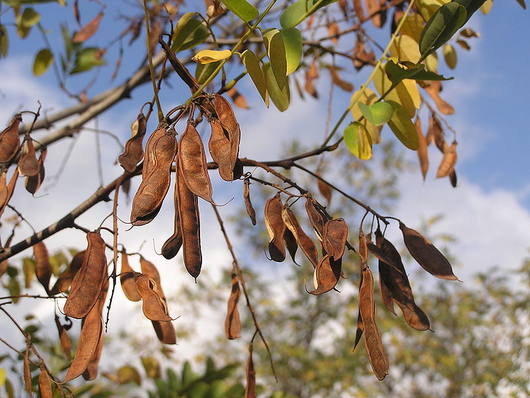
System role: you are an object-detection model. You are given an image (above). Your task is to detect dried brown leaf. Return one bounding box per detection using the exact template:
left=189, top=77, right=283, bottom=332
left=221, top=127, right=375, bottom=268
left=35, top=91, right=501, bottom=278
left=328, top=66, right=354, bottom=92
left=73, top=12, right=103, bottom=43
left=425, top=81, right=454, bottom=115
left=327, top=21, right=340, bottom=44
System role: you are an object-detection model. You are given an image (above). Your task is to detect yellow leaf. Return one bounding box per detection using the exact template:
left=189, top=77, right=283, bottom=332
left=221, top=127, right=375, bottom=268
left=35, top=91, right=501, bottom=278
left=350, top=88, right=382, bottom=144
left=344, top=122, right=372, bottom=160
left=191, top=49, right=231, bottom=64
left=390, top=34, right=421, bottom=63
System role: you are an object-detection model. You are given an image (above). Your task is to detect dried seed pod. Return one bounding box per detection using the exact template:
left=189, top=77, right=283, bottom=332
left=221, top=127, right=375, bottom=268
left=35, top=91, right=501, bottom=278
left=0, top=113, right=22, bottom=163
left=0, top=168, right=19, bottom=218
left=82, top=330, right=103, bottom=381
left=50, top=250, right=84, bottom=296
left=245, top=344, right=256, bottom=398
left=322, top=218, right=348, bottom=261
left=18, top=137, right=39, bottom=176
left=309, top=254, right=342, bottom=295
left=212, top=94, right=241, bottom=180
left=177, top=162, right=202, bottom=279
left=375, top=229, right=431, bottom=331
left=25, top=147, right=47, bottom=195
left=140, top=257, right=165, bottom=297
left=64, top=232, right=108, bottom=319
left=151, top=320, right=177, bottom=345
left=243, top=178, right=257, bottom=226
left=436, top=140, right=457, bottom=178
left=305, top=197, right=328, bottom=240
left=284, top=227, right=299, bottom=264
left=225, top=268, right=241, bottom=340
left=282, top=205, right=319, bottom=268
left=161, top=176, right=182, bottom=260
left=135, top=274, right=172, bottom=322
left=415, top=117, right=429, bottom=180
left=118, top=112, right=147, bottom=172
left=208, top=118, right=234, bottom=181
left=178, top=122, right=214, bottom=204
left=130, top=126, right=177, bottom=226
left=264, top=193, right=286, bottom=262
left=399, top=221, right=460, bottom=281
left=38, top=368, right=53, bottom=398
left=33, top=241, right=51, bottom=295
left=119, top=252, right=141, bottom=302
left=54, top=315, right=72, bottom=359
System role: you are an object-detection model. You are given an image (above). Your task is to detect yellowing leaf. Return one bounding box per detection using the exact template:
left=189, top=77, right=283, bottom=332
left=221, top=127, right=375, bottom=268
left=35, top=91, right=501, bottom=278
left=350, top=88, right=382, bottom=144
left=400, top=13, right=424, bottom=42
left=264, top=63, right=290, bottom=112
left=192, top=49, right=231, bottom=64
left=480, top=0, right=493, bottom=13
left=240, top=50, right=268, bottom=105
left=33, top=49, right=54, bottom=76
left=263, top=29, right=287, bottom=90
left=390, top=34, right=421, bottom=63
left=171, top=13, right=209, bottom=52
left=220, top=0, right=259, bottom=22
left=281, top=27, right=302, bottom=75
left=443, top=43, right=457, bottom=69
left=358, top=102, right=393, bottom=126
left=386, top=101, right=419, bottom=150
left=117, top=365, right=141, bottom=385
left=344, top=122, right=373, bottom=160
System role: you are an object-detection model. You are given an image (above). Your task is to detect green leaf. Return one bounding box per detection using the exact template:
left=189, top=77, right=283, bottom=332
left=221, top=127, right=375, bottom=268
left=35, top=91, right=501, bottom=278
left=419, top=3, right=467, bottom=57
left=22, top=258, right=35, bottom=288
left=454, top=0, right=488, bottom=23
left=0, top=25, right=8, bottom=58
left=19, top=7, right=40, bottom=27
left=171, top=13, right=209, bottom=53
left=263, top=29, right=287, bottom=90
left=281, top=27, right=302, bottom=75
left=358, top=102, right=393, bottom=126
left=343, top=122, right=372, bottom=160
left=220, top=0, right=259, bottom=22
left=70, top=47, right=106, bottom=74
left=33, top=48, right=54, bottom=76
left=195, top=60, right=221, bottom=85
left=264, top=62, right=290, bottom=112
left=385, top=60, right=453, bottom=83
left=181, top=361, right=198, bottom=386
left=443, top=43, right=457, bottom=69
left=117, top=365, right=141, bottom=385
left=240, top=49, right=268, bottom=105
left=5, top=378, right=14, bottom=398
left=386, top=100, right=419, bottom=150
left=515, top=0, right=526, bottom=10
left=280, top=0, right=337, bottom=28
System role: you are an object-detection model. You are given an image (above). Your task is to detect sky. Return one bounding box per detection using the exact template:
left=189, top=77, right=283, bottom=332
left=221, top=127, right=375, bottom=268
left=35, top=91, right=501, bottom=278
left=0, top=0, right=529, bottom=390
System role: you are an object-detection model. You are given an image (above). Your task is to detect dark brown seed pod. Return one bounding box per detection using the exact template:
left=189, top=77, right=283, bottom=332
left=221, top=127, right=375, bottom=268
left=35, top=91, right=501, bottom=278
left=135, top=274, right=172, bottom=322
left=63, top=232, right=107, bottom=319
left=264, top=193, right=286, bottom=262
left=0, top=114, right=22, bottom=164
left=33, top=241, right=51, bottom=295
left=54, top=315, right=72, bottom=359
left=18, top=137, right=39, bottom=177
left=282, top=205, right=319, bottom=268
left=161, top=177, right=182, bottom=259
left=245, top=343, right=256, bottom=398
left=118, top=112, right=147, bottom=172
left=224, top=268, right=241, bottom=340
left=243, top=178, right=257, bottom=226
left=436, top=140, right=457, bottom=178
left=0, top=168, right=19, bottom=218
left=208, top=118, right=234, bottom=181
left=399, top=221, right=461, bottom=281
left=151, top=320, right=177, bottom=344
left=25, top=147, right=47, bottom=195
left=305, top=197, right=328, bottom=240
left=119, top=252, right=141, bottom=302
left=322, top=218, right=348, bottom=261
left=309, top=254, right=342, bottom=295
left=212, top=94, right=241, bottom=181
left=50, top=250, right=84, bottom=296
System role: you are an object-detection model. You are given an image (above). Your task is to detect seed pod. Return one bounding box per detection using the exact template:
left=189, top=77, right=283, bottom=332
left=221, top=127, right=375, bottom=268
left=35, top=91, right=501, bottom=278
left=38, top=368, right=53, bottom=398
left=0, top=113, right=22, bottom=164
left=415, top=117, right=429, bottom=180
left=375, top=230, right=431, bottom=331
left=54, top=315, right=72, bottom=359
left=119, top=252, right=141, bottom=302
left=140, top=257, right=165, bottom=297
left=23, top=350, right=31, bottom=395
left=18, top=137, right=39, bottom=176
left=284, top=227, right=299, bottom=264
left=0, top=168, right=19, bottom=218
left=64, top=232, right=107, bottom=319
left=50, top=250, right=84, bottom=296
left=33, top=241, right=51, bottom=295
left=282, top=205, right=319, bottom=268
left=135, top=274, right=172, bottom=322
left=243, top=178, right=257, bottom=226
left=322, top=218, right=348, bottom=261
left=151, top=320, right=177, bottom=345
left=436, top=140, right=457, bottom=178
left=177, top=162, right=202, bottom=279
left=130, top=126, right=177, bottom=226
left=305, top=197, right=328, bottom=240
left=245, top=344, right=256, bottom=398
left=309, top=254, right=342, bottom=295
left=225, top=268, right=241, bottom=340
left=178, top=122, right=214, bottom=204
left=264, top=193, right=286, bottom=262
left=118, top=112, right=147, bottom=172
left=161, top=177, right=182, bottom=260
left=208, top=118, right=234, bottom=181
left=399, top=221, right=460, bottom=281
left=82, top=330, right=103, bottom=381
left=25, top=147, right=47, bottom=195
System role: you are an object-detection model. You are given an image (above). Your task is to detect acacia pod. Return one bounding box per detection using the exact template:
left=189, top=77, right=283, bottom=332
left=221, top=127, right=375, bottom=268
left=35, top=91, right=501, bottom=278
left=322, top=218, right=348, bottom=261
left=151, top=320, right=177, bottom=345
left=436, top=140, right=457, bottom=178
left=33, top=241, right=51, bottom=295
left=18, top=137, right=39, bottom=176
left=282, top=205, right=319, bottom=268
left=118, top=113, right=147, bottom=172
left=309, top=254, right=342, bottom=295
left=284, top=228, right=299, bottom=264
left=54, top=315, right=72, bottom=359
left=161, top=176, right=182, bottom=260
left=140, top=257, right=165, bottom=298
left=135, top=274, right=172, bottom=322
left=50, top=250, right=84, bottom=296
left=415, top=117, right=429, bottom=180
left=0, top=168, right=19, bottom=218
left=264, top=193, right=286, bottom=262
left=449, top=169, right=457, bottom=187
left=375, top=230, right=431, bottom=331
left=82, top=329, right=103, bottom=381
left=212, top=94, right=241, bottom=180
left=119, top=252, right=141, bottom=302
left=304, top=197, right=328, bottom=240
left=225, top=269, right=241, bottom=340
left=177, top=162, right=202, bottom=279
left=353, top=307, right=364, bottom=352
left=359, top=266, right=389, bottom=381
left=243, top=178, right=257, bottom=226
left=64, top=232, right=107, bottom=319
left=38, top=368, right=53, bottom=398
left=23, top=350, right=31, bottom=395
left=130, top=126, right=177, bottom=226
left=178, top=122, right=214, bottom=204
left=25, top=146, right=47, bottom=195
left=64, top=300, right=103, bottom=382
left=399, top=221, right=460, bottom=281
left=245, top=344, right=256, bottom=398
left=208, top=118, right=234, bottom=181
left=0, top=113, right=22, bottom=163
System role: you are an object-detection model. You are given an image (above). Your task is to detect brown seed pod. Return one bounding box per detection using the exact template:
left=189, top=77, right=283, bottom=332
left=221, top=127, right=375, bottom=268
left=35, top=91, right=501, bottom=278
left=245, top=344, right=256, bottom=398
left=38, top=368, right=53, bottom=398
left=264, top=193, right=286, bottom=262
left=375, top=229, right=431, bottom=331
left=82, top=329, right=103, bottom=381
left=399, top=221, right=461, bottom=281
left=177, top=162, right=202, bottom=279
left=50, top=250, right=84, bottom=296
left=161, top=176, right=182, bottom=260
left=118, top=112, right=147, bottom=172
left=243, top=178, right=257, bottom=226
left=25, top=146, right=47, bottom=195
left=208, top=118, right=234, bottom=181
left=54, top=315, right=72, bottom=359
left=282, top=205, right=319, bottom=268
left=436, top=140, right=457, bottom=178
left=135, top=274, right=172, bottom=322
left=18, top=137, right=39, bottom=177
left=304, top=197, right=328, bottom=240
left=415, top=117, right=429, bottom=180
left=284, top=227, right=299, bottom=264
left=151, top=320, right=177, bottom=345
left=322, top=218, right=348, bottom=261
left=33, top=241, right=51, bottom=295
left=178, top=122, right=214, bottom=204
left=309, top=254, right=342, bottom=295
left=0, top=168, right=19, bottom=218
left=130, top=126, right=177, bottom=226
left=224, top=268, right=241, bottom=340
left=0, top=113, right=22, bottom=164
left=212, top=94, right=241, bottom=180
left=64, top=232, right=108, bottom=319
left=119, top=252, right=141, bottom=302
left=140, top=257, right=165, bottom=297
